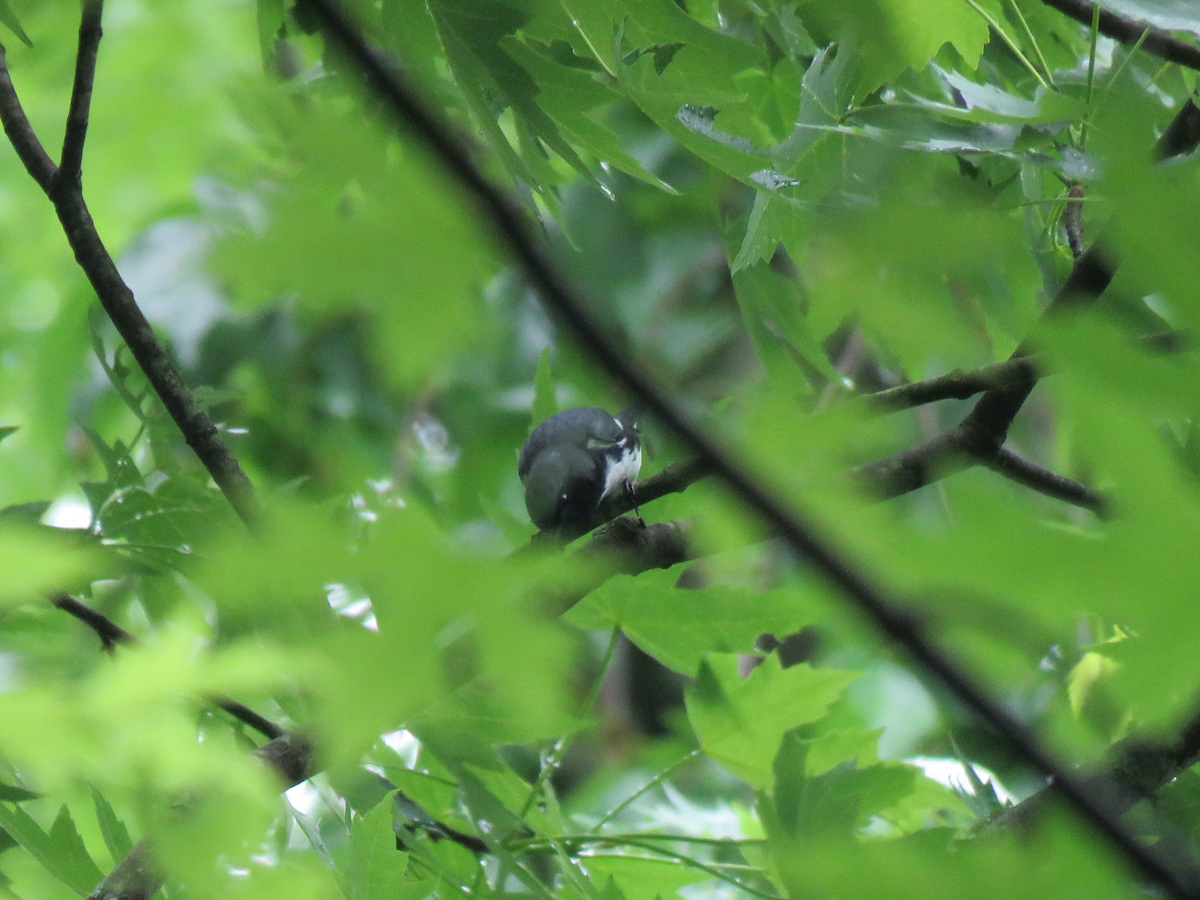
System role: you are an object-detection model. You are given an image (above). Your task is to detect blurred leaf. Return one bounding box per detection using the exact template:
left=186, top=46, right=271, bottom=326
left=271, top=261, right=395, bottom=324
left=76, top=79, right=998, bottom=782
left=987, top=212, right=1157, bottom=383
left=215, top=96, right=495, bottom=389
left=532, top=347, right=558, bottom=428
left=0, top=0, right=31, bottom=48
left=0, top=782, right=38, bottom=802
left=0, top=526, right=100, bottom=606
left=256, top=0, right=285, bottom=70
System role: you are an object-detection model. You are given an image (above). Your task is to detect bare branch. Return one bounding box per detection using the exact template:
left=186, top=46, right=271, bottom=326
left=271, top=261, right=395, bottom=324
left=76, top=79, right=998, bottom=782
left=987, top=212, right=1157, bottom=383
left=866, top=359, right=1038, bottom=413
left=983, top=448, right=1106, bottom=515
left=51, top=595, right=284, bottom=739
left=300, top=4, right=1200, bottom=893
left=52, top=594, right=134, bottom=651
left=1041, top=0, right=1200, bottom=73
left=60, top=0, right=102, bottom=184
left=0, top=43, right=57, bottom=192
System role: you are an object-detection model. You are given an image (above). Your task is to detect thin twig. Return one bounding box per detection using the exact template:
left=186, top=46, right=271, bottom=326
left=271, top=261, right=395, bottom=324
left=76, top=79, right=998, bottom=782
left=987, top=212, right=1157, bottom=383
left=1040, top=0, right=1200, bottom=73
left=982, top=447, right=1106, bottom=515
left=60, top=0, right=102, bottom=185
left=866, top=359, right=1037, bottom=412
left=50, top=594, right=285, bottom=740
left=300, top=5, right=1200, bottom=894
left=594, top=749, right=702, bottom=829
left=51, top=594, right=133, bottom=651
left=0, top=44, right=56, bottom=191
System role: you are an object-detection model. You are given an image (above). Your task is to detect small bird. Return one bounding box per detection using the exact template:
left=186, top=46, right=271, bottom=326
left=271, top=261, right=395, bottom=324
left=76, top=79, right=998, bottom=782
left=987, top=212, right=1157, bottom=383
left=518, top=406, right=642, bottom=533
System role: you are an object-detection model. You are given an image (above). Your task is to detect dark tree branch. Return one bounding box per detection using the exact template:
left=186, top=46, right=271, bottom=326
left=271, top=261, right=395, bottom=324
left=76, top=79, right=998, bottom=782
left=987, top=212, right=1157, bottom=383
left=211, top=696, right=286, bottom=741
left=988, top=706, right=1200, bottom=833
left=52, top=594, right=134, bottom=651
left=1041, top=0, right=1200, bottom=73
left=983, top=448, right=1107, bottom=515
left=0, top=10, right=259, bottom=529
left=60, top=0, right=101, bottom=185
left=301, top=4, right=1200, bottom=894
left=0, top=44, right=56, bottom=192
left=866, top=359, right=1038, bottom=413
left=50, top=594, right=284, bottom=740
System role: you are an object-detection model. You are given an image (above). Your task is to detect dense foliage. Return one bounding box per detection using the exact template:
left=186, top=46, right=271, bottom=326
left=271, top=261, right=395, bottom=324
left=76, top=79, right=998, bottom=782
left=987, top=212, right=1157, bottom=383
left=0, top=0, right=1198, bottom=898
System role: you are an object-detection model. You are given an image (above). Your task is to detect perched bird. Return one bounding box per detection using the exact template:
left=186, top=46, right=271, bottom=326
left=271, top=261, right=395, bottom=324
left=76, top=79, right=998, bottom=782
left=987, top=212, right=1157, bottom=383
left=518, top=406, right=642, bottom=532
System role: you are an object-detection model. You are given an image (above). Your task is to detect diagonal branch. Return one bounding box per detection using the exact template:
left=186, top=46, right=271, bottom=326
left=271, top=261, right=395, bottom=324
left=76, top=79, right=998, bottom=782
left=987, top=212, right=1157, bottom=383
left=0, top=43, right=55, bottom=192
left=300, top=3, right=1200, bottom=895
left=982, top=448, right=1106, bottom=515
left=50, top=594, right=283, bottom=740
left=0, top=7, right=259, bottom=528
left=1040, top=0, right=1200, bottom=73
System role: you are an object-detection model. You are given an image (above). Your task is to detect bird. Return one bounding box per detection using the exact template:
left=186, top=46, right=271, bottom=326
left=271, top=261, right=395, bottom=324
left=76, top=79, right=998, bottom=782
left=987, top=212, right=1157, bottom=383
left=518, top=406, right=642, bottom=533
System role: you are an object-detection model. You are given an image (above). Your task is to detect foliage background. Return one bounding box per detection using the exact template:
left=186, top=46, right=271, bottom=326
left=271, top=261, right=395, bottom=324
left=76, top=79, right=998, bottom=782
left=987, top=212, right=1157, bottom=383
left=0, top=0, right=1196, bottom=898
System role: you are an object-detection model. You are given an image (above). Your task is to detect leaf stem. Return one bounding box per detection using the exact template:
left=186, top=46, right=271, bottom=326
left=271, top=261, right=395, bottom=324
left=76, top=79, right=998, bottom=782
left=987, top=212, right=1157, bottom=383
left=594, top=749, right=702, bottom=829
left=964, top=0, right=1050, bottom=90
left=1006, top=0, right=1056, bottom=88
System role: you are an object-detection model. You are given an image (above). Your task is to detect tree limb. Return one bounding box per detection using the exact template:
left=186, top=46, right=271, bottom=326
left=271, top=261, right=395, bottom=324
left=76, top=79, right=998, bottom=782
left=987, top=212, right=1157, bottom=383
left=865, top=359, right=1038, bottom=413
left=986, top=707, right=1200, bottom=834
left=0, top=6, right=259, bottom=528
left=1040, top=0, right=1200, bottom=73
left=60, top=0, right=101, bottom=185
left=50, top=594, right=283, bottom=740
left=982, top=448, right=1107, bottom=515
left=301, top=4, right=1200, bottom=894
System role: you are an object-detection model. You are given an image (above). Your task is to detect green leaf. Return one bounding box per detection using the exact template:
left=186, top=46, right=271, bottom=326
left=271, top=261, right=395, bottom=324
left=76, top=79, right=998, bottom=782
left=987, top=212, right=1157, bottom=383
left=90, top=787, right=133, bottom=864
left=0, top=781, right=38, bottom=802
left=0, top=525, right=100, bottom=606
left=428, top=0, right=593, bottom=187
left=797, top=0, right=989, bottom=94
left=686, top=655, right=859, bottom=788
left=728, top=262, right=839, bottom=392
left=348, top=791, right=408, bottom=900
left=531, top=346, right=558, bottom=429
left=768, top=732, right=917, bottom=840
left=583, top=855, right=713, bottom=900
left=256, top=0, right=285, bottom=71
left=215, top=97, right=495, bottom=389
left=502, top=36, right=677, bottom=192
left=571, top=571, right=817, bottom=676
left=0, top=803, right=104, bottom=896
left=0, top=0, right=31, bottom=48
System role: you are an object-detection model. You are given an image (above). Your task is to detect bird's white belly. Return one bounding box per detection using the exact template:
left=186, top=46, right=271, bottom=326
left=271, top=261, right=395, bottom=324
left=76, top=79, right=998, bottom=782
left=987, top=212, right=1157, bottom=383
left=601, top=445, right=642, bottom=499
